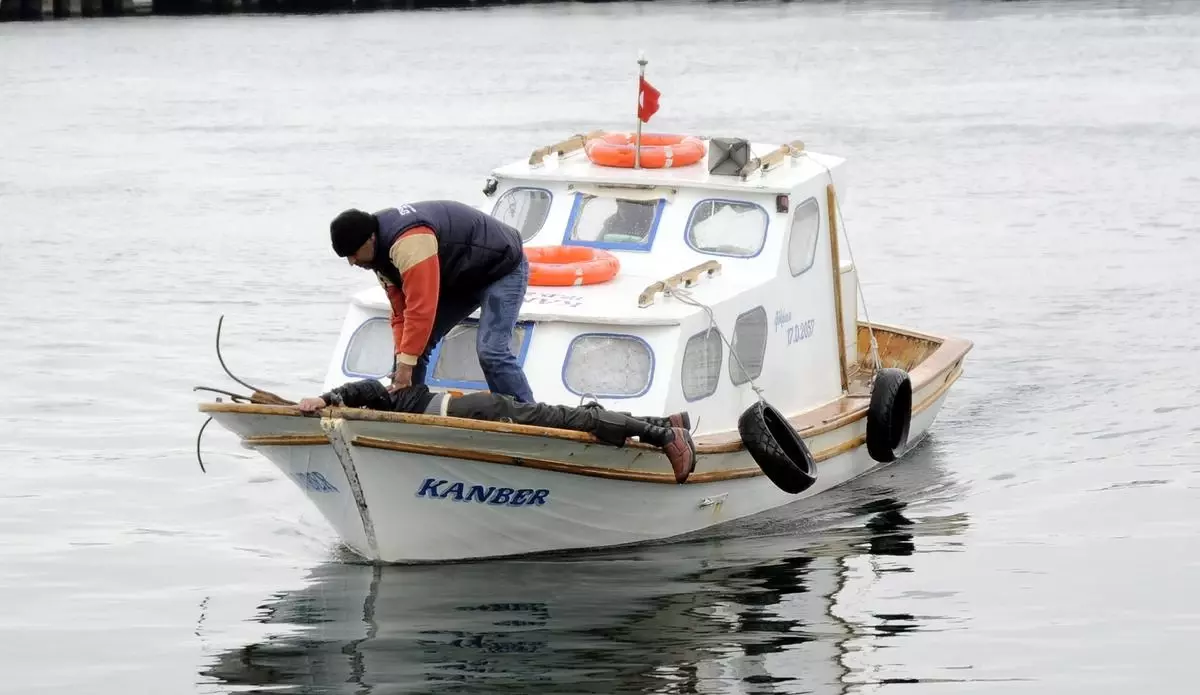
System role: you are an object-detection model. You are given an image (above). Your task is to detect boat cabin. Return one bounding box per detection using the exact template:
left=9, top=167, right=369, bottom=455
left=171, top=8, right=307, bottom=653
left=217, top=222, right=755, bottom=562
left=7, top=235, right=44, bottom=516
left=322, top=133, right=861, bottom=437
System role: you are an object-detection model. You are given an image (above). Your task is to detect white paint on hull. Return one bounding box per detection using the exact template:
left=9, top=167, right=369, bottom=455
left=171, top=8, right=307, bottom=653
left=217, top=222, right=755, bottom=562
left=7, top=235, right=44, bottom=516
left=247, top=390, right=950, bottom=563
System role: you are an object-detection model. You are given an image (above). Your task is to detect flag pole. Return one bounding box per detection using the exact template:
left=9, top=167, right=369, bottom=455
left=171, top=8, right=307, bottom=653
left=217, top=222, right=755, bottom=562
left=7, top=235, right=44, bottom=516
left=635, top=50, right=646, bottom=170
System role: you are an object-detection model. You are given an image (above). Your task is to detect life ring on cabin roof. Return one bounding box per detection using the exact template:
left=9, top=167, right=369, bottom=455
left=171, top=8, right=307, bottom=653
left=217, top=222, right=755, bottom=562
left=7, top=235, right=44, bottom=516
left=524, top=245, right=620, bottom=287
left=585, top=133, right=706, bottom=169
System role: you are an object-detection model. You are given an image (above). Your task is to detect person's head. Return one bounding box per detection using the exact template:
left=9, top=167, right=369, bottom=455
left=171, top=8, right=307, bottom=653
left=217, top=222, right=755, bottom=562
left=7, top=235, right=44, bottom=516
left=330, top=209, right=379, bottom=267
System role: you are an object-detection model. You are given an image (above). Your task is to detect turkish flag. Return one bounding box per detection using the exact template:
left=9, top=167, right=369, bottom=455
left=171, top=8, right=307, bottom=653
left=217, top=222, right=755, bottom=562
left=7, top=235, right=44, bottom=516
left=638, top=76, right=661, bottom=123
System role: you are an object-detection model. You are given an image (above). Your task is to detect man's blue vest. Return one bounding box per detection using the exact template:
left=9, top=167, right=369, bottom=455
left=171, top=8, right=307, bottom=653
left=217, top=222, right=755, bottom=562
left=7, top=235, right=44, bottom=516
left=368, top=200, right=523, bottom=295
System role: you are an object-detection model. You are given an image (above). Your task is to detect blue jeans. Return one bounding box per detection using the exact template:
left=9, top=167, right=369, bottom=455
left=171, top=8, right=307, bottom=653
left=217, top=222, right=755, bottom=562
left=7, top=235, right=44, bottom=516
left=411, top=256, right=536, bottom=403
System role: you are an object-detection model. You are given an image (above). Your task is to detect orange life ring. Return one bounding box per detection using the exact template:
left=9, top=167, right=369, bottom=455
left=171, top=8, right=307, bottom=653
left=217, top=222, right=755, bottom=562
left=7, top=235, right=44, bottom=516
left=525, top=246, right=620, bottom=287
left=584, top=132, right=706, bottom=169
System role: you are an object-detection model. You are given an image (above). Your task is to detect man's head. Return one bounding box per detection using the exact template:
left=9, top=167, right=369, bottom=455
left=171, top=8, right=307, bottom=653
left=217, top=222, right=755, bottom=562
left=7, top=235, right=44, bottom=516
left=330, top=209, right=378, bottom=267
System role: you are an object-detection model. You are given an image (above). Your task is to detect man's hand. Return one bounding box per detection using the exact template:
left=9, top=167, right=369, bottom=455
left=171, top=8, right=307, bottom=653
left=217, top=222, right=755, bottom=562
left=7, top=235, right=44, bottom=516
left=297, top=397, right=327, bottom=413
left=389, top=363, right=414, bottom=393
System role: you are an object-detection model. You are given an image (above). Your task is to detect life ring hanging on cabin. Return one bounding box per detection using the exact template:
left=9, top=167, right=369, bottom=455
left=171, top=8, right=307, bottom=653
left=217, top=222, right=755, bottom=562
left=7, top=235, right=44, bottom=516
left=584, top=133, right=706, bottom=169
left=525, top=245, right=621, bottom=287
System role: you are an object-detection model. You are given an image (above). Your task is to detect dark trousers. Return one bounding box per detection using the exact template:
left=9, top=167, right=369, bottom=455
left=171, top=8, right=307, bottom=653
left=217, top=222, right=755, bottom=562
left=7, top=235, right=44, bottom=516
left=447, top=392, right=596, bottom=430
left=446, top=392, right=670, bottom=447
left=410, top=256, right=535, bottom=404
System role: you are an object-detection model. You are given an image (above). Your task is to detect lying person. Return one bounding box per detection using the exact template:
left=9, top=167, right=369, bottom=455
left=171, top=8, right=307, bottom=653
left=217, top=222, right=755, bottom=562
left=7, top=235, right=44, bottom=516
left=298, top=379, right=697, bottom=483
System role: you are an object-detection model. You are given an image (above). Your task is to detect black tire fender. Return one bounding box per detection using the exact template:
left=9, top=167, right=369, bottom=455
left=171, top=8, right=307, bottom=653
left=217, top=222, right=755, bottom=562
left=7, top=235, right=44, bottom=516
left=738, top=400, right=818, bottom=494
left=866, top=367, right=913, bottom=463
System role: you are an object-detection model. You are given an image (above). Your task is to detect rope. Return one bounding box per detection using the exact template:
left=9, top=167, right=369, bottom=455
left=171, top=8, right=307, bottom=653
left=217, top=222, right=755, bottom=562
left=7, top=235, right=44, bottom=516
left=801, top=152, right=884, bottom=375
left=663, top=285, right=767, bottom=404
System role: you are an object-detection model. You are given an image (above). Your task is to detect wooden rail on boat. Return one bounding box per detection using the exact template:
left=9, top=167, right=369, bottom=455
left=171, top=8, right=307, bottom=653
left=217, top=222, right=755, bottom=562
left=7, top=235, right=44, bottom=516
left=230, top=362, right=962, bottom=485
left=199, top=322, right=971, bottom=461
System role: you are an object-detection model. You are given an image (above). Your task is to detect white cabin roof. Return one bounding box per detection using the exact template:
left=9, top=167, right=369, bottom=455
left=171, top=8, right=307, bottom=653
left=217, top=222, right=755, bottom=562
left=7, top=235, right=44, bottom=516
left=490, top=140, right=845, bottom=195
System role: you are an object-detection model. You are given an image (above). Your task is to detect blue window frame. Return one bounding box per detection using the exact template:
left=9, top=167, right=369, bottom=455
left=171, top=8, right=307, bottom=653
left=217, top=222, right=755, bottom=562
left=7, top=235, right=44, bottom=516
left=684, top=198, right=770, bottom=258
left=561, top=192, right=664, bottom=252
left=561, top=333, right=655, bottom=399
left=426, top=319, right=536, bottom=392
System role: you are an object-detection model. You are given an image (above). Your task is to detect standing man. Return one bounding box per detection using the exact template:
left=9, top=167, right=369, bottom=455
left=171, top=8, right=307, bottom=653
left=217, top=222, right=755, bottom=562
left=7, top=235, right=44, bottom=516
left=329, top=200, right=535, bottom=403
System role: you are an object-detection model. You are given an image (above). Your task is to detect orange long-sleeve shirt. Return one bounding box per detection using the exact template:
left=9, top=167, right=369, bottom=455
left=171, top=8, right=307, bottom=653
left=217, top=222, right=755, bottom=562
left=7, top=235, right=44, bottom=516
left=376, top=226, right=440, bottom=367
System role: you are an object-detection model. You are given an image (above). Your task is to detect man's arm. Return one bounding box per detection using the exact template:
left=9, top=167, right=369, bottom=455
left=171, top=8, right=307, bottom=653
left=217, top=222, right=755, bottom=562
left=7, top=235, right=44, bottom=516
left=387, top=226, right=441, bottom=368
left=382, top=279, right=407, bottom=357
left=298, top=379, right=393, bottom=413
left=297, top=380, right=435, bottom=414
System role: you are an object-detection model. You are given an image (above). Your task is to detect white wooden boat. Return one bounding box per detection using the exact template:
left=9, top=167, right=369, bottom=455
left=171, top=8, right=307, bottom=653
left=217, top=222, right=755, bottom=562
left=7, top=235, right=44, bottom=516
left=198, top=128, right=972, bottom=564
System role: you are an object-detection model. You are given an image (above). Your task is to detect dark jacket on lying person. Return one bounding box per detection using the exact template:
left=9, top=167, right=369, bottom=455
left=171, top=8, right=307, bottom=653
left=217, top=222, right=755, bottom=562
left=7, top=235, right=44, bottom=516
left=300, top=379, right=697, bottom=483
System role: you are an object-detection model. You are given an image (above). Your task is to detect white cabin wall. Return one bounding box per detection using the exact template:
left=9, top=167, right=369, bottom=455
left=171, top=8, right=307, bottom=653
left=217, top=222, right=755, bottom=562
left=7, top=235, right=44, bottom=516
left=657, top=292, right=785, bottom=437
left=323, top=301, right=681, bottom=414
left=773, top=170, right=851, bottom=410
left=485, top=178, right=786, bottom=286
left=518, top=321, right=679, bottom=413
left=655, top=266, right=843, bottom=437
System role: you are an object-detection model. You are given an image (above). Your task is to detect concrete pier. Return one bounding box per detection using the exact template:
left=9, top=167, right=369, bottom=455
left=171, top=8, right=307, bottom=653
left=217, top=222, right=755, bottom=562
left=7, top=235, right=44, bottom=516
left=2, top=0, right=503, bottom=20
left=1, top=0, right=147, bottom=19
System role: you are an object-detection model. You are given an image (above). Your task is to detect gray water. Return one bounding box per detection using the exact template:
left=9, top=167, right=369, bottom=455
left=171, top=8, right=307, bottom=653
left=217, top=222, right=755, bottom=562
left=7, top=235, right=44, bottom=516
left=2, top=1, right=1198, bottom=693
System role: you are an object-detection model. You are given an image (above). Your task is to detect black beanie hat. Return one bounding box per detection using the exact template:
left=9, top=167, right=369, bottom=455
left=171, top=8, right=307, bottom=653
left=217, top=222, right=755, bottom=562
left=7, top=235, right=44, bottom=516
left=330, top=209, right=378, bottom=257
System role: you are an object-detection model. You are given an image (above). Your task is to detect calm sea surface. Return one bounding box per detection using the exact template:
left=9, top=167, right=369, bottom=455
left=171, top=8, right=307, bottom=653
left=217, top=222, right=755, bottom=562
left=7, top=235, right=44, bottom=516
left=1, top=1, right=1198, bottom=692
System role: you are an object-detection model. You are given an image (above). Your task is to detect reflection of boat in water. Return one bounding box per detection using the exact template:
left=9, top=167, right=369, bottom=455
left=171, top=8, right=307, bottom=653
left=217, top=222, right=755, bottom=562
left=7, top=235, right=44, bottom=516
left=199, top=445, right=969, bottom=694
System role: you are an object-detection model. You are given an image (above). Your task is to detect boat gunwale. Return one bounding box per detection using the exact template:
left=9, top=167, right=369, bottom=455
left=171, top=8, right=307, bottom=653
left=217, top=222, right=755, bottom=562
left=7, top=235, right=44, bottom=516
left=200, top=322, right=971, bottom=454
left=236, top=365, right=960, bottom=485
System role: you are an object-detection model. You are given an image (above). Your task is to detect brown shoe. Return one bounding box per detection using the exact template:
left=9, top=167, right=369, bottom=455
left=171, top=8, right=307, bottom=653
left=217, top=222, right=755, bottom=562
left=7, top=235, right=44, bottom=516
left=637, top=411, right=692, bottom=431
left=663, top=427, right=697, bottom=483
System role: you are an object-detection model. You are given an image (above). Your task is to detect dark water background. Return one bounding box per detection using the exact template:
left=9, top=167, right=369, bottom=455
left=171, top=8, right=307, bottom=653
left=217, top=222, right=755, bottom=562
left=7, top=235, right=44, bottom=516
left=1, top=1, right=1197, bottom=692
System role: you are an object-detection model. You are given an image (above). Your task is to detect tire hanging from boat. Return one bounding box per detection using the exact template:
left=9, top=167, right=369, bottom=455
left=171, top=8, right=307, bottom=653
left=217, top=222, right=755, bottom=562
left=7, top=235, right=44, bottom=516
left=865, top=367, right=913, bottom=463
left=737, top=400, right=818, bottom=494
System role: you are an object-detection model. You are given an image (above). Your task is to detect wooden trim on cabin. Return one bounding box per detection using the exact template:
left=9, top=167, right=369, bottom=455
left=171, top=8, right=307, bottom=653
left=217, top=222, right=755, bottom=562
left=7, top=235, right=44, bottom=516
left=528, top=130, right=605, bottom=166
left=827, top=184, right=850, bottom=393
left=638, top=260, right=723, bottom=308
left=737, top=140, right=805, bottom=178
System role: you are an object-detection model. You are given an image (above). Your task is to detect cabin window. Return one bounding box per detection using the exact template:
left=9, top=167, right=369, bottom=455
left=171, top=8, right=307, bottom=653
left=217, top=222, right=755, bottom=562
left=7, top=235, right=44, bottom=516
left=342, top=318, right=394, bottom=379
left=729, top=306, right=768, bottom=386
left=563, top=334, right=654, bottom=398
left=491, top=187, right=553, bottom=242
left=685, top=199, right=769, bottom=258
left=787, top=197, right=821, bottom=276
left=681, top=328, right=723, bottom=401
left=429, top=320, right=533, bottom=389
left=562, top=193, right=664, bottom=251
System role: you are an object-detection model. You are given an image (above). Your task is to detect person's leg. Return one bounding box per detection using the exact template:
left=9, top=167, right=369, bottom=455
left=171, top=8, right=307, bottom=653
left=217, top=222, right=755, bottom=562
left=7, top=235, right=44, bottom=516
left=409, top=293, right=481, bottom=386
left=447, top=392, right=697, bottom=483
left=578, top=401, right=692, bottom=432
left=475, top=256, right=535, bottom=403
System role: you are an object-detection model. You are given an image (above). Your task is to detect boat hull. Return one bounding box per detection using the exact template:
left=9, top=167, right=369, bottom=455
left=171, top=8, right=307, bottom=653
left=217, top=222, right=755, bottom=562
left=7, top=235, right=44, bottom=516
left=222, top=386, right=951, bottom=563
